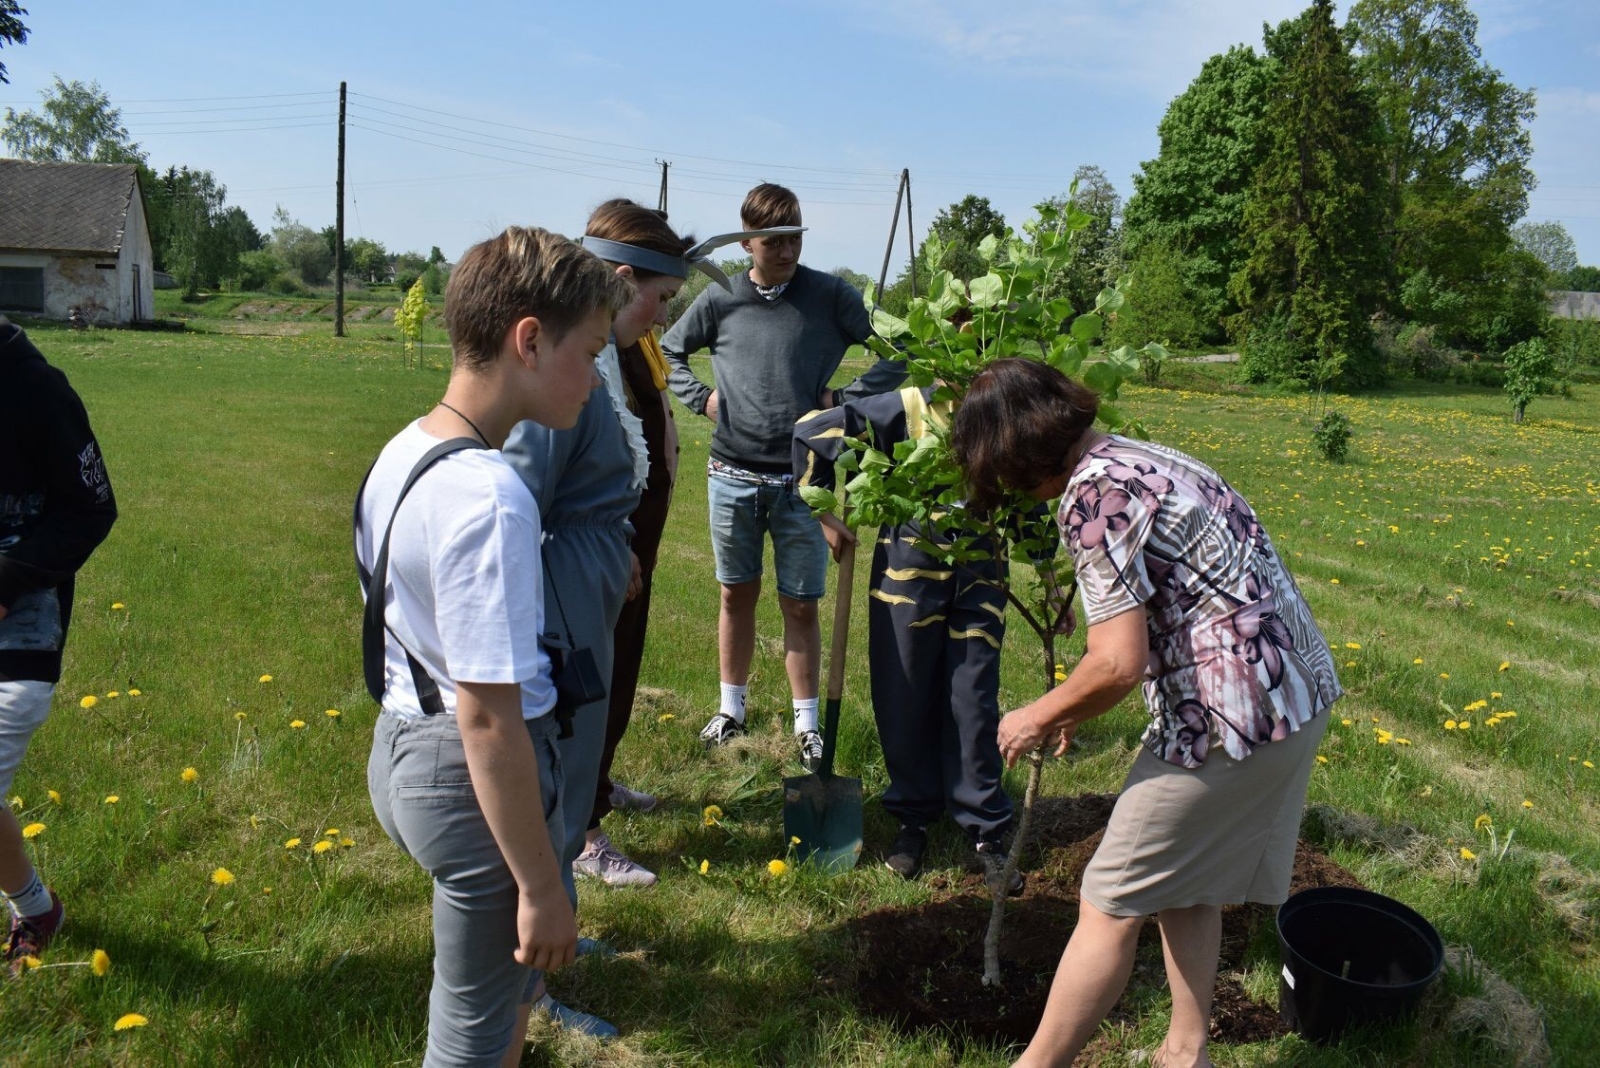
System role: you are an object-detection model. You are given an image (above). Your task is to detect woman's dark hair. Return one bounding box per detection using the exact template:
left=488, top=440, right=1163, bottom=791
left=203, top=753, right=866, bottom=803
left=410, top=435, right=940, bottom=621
left=585, top=198, right=694, bottom=280
left=951, top=358, right=1099, bottom=512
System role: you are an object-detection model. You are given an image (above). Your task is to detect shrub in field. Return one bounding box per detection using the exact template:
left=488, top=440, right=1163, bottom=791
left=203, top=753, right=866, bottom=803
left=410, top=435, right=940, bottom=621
left=233, top=249, right=284, bottom=292
left=1503, top=336, right=1556, bottom=423
left=1311, top=409, right=1353, bottom=462
left=810, top=198, right=1162, bottom=988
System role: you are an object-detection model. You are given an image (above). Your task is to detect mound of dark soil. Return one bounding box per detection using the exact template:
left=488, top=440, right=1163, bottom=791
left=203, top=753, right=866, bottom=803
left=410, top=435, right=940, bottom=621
left=845, top=794, right=1362, bottom=1050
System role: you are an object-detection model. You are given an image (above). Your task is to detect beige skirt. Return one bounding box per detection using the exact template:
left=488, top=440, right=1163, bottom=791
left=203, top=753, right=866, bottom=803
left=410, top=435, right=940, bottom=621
left=1080, top=713, right=1330, bottom=918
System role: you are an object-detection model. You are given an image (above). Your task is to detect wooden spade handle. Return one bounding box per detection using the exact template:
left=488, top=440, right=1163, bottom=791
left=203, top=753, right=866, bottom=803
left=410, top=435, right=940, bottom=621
left=825, top=535, right=856, bottom=703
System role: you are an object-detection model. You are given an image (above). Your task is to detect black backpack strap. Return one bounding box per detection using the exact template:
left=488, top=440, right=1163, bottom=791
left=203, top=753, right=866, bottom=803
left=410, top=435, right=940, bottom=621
left=356, top=437, right=484, bottom=714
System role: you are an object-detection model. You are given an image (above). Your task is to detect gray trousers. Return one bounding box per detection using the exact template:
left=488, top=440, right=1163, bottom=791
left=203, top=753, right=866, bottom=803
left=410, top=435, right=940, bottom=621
left=368, top=711, right=565, bottom=1068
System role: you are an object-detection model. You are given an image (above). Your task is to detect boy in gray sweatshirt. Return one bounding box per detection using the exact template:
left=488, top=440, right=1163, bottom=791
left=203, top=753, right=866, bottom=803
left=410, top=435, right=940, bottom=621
left=663, top=184, right=902, bottom=766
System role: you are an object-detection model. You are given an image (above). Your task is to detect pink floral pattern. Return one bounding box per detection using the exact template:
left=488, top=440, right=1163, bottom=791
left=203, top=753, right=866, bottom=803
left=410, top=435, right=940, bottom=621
left=1059, top=436, right=1341, bottom=768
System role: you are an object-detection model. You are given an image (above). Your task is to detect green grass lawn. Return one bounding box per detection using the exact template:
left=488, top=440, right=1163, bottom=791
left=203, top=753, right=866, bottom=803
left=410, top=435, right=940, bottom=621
left=2, top=321, right=1596, bottom=1066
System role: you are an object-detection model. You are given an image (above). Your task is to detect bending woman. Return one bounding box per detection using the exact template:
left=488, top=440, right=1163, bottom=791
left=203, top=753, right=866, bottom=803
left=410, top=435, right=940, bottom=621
left=950, top=358, right=1342, bottom=1068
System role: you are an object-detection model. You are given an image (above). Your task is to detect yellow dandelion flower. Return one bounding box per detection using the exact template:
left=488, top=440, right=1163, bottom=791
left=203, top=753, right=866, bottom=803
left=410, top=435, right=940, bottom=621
left=289, top=720, right=306, bottom=730
left=258, top=674, right=273, bottom=683
left=107, top=691, right=120, bottom=698
left=17, top=954, right=41, bottom=971
left=91, top=949, right=111, bottom=976
left=1341, top=718, right=1353, bottom=726
left=790, top=836, right=801, bottom=845
left=128, top=688, right=141, bottom=696
left=111, top=602, right=125, bottom=610
left=47, top=790, right=61, bottom=804
left=340, top=837, right=355, bottom=848
left=248, top=814, right=261, bottom=828
left=234, top=711, right=246, bottom=721
left=1474, top=814, right=1492, bottom=832
left=1420, top=785, right=1433, bottom=797
left=284, top=838, right=302, bottom=850
left=1053, top=669, right=1067, bottom=682
left=767, top=859, right=789, bottom=876
left=1460, top=721, right=1472, bottom=731
left=658, top=713, right=675, bottom=723
left=1413, top=658, right=1424, bottom=665
left=1501, top=711, right=1517, bottom=718
left=80, top=695, right=98, bottom=709
left=1460, top=847, right=1477, bottom=861
left=702, top=804, right=724, bottom=826
left=312, top=840, right=334, bottom=854
left=1444, top=720, right=1457, bottom=730
left=1498, top=661, right=1510, bottom=672
left=1345, top=642, right=1361, bottom=649
left=698, top=859, right=710, bottom=875
left=1315, top=755, right=1329, bottom=764
left=1506, top=620, right=1515, bottom=627
left=1491, top=692, right=1502, bottom=699
left=21, top=822, right=45, bottom=839
left=1330, top=578, right=1341, bottom=584
left=324, top=828, right=339, bottom=837
left=324, top=708, right=340, bottom=719
left=211, top=868, right=235, bottom=886
left=1440, top=673, right=1451, bottom=679
left=1396, top=738, right=1412, bottom=745
left=1586, top=761, right=1595, bottom=770
left=113, top=1013, right=148, bottom=1031
left=104, top=794, right=119, bottom=804
left=262, top=886, right=273, bottom=894
left=181, top=767, right=199, bottom=783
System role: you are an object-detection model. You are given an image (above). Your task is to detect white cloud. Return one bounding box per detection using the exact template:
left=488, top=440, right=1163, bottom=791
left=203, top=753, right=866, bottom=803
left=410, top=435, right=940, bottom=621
left=848, top=0, right=1308, bottom=101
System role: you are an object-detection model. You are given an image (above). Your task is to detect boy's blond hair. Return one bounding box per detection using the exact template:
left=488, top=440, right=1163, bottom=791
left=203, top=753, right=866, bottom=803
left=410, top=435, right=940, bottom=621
left=740, top=183, right=802, bottom=230
left=445, top=226, right=634, bottom=369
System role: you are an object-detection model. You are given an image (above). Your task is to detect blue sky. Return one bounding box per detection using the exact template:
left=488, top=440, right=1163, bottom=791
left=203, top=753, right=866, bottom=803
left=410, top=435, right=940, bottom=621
left=3, top=1, right=1596, bottom=274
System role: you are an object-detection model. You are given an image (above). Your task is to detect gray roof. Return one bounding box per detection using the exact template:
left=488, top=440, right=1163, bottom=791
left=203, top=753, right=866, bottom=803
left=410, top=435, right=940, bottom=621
left=0, top=159, right=140, bottom=255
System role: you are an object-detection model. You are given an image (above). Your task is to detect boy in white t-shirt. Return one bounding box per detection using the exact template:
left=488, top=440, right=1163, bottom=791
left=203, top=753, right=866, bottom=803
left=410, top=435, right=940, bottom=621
left=356, top=226, right=632, bottom=1067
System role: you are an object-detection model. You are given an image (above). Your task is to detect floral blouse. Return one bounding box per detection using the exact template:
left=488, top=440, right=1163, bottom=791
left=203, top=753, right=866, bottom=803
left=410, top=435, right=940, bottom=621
left=1059, top=435, right=1342, bottom=768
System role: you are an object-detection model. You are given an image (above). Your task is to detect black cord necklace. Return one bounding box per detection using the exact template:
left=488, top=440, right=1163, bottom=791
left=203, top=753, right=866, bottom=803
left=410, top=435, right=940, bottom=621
left=436, top=400, right=489, bottom=446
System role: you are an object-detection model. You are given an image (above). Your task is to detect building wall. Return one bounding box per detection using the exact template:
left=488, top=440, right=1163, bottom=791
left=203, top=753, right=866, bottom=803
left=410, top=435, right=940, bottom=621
left=1550, top=291, right=1600, bottom=322
left=0, top=249, right=120, bottom=323
left=118, top=190, right=155, bottom=321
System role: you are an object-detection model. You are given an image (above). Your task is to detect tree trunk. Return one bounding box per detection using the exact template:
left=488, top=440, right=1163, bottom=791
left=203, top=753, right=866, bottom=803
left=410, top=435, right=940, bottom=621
left=1514, top=403, right=1524, bottom=424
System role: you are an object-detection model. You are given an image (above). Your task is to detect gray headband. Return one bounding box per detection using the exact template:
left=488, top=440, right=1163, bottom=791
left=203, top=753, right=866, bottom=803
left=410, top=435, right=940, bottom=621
left=581, top=226, right=806, bottom=292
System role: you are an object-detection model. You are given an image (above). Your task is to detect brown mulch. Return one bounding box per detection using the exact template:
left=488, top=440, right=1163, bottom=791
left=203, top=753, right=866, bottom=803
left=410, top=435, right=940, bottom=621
left=843, top=794, right=1363, bottom=1050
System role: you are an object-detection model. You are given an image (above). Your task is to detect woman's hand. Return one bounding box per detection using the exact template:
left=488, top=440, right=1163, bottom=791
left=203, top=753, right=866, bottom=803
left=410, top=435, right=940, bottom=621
left=626, top=552, right=643, bottom=601
left=818, top=512, right=857, bottom=562
left=998, top=704, right=1059, bottom=768
left=514, top=883, right=578, bottom=973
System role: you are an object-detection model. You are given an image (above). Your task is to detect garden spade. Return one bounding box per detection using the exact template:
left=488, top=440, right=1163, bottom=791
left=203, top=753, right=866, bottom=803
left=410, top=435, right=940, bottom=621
left=783, top=535, right=863, bottom=873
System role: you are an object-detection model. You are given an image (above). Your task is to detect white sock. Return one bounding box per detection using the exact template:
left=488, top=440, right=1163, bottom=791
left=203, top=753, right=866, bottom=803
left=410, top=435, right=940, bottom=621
left=719, top=683, right=747, bottom=724
left=792, top=697, right=819, bottom=735
left=3, top=869, right=52, bottom=918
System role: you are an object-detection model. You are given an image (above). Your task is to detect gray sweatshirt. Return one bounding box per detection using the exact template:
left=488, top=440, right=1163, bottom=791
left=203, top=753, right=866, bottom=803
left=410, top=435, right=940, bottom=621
left=663, top=264, right=904, bottom=474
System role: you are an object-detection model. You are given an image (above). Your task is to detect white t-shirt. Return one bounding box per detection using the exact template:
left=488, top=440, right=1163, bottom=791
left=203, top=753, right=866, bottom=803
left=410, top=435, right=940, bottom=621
left=355, top=420, right=555, bottom=720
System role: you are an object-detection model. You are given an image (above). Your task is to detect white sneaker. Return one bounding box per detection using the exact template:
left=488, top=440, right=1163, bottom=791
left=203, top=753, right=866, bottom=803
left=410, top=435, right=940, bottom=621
left=607, top=781, right=658, bottom=812
left=572, top=832, right=657, bottom=887
left=530, top=993, right=618, bottom=1039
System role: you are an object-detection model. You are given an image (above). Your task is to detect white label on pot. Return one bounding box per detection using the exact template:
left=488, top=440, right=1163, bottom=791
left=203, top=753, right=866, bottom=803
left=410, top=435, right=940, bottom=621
left=1282, top=964, right=1295, bottom=990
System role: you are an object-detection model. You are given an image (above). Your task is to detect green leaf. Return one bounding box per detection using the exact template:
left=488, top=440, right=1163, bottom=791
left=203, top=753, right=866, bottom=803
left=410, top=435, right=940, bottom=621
left=872, top=306, right=910, bottom=338
left=797, top=486, right=838, bottom=514
left=1094, top=287, right=1125, bottom=314
left=860, top=448, right=892, bottom=474
left=1083, top=361, right=1118, bottom=394
left=977, top=233, right=1001, bottom=264
left=968, top=272, right=1005, bottom=309
left=1069, top=313, right=1103, bottom=344
left=1044, top=298, right=1074, bottom=327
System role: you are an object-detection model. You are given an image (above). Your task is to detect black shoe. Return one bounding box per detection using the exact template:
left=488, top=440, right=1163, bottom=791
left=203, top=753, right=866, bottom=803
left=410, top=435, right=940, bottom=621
left=976, top=837, right=1024, bottom=896
left=884, top=825, right=928, bottom=880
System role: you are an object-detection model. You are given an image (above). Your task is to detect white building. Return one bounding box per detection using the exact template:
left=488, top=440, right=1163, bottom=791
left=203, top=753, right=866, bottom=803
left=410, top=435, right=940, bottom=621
left=0, top=160, right=155, bottom=325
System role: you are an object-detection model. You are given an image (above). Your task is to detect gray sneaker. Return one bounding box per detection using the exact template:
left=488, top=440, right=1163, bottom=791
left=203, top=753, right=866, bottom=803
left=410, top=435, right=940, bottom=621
left=530, top=993, right=618, bottom=1039
left=607, top=781, right=658, bottom=812
left=572, top=832, right=657, bottom=887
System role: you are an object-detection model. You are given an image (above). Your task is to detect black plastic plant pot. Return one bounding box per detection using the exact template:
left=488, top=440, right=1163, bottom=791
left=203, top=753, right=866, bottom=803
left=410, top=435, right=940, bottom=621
left=1276, top=886, right=1444, bottom=1043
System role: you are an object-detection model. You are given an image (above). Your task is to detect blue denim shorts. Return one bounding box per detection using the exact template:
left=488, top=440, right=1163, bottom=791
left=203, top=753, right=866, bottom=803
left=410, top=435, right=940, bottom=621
left=706, top=470, right=828, bottom=600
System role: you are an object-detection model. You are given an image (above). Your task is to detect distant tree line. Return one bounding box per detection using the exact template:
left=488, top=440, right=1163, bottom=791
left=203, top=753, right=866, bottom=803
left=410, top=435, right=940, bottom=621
left=1, top=76, right=451, bottom=301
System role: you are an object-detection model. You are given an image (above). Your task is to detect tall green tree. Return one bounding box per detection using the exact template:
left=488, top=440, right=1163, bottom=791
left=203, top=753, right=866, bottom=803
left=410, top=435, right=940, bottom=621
left=1347, top=0, right=1536, bottom=335
left=0, top=1, right=27, bottom=84
left=1, top=76, right=145, bottom=163
left=925, top=195, right=1008, bottom=284
left=271, top=208, right=333, bottom=287
left=1036, top=165, right=1123, bottom=319
left=1122, top=45, right=1278, bottom=342
left=1512, top=221, right=1579, bottom=279
left=1231, top=0, right=1388, bottom=387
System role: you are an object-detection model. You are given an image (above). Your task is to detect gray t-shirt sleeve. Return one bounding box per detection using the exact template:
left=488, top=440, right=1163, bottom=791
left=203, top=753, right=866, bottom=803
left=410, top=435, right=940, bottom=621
left=663, top=294, right=715, bottom=415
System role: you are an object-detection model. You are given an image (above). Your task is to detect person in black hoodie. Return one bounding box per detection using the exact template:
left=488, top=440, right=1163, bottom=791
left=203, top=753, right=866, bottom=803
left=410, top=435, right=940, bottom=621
left=0, top=315, right=117, bottom=974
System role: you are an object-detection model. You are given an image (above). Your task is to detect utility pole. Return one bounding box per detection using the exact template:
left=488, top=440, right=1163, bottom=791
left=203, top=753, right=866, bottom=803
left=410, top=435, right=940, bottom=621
left=903, top=169, right=917, bottom=299
left=335, top=81, right=346, bottom=338
left=657, top=159, right=670, bottom=215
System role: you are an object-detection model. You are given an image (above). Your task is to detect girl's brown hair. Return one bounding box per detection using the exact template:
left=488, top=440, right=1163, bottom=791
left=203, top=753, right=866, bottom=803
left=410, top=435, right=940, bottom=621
left=950, top=358, right=1099, bottom=512
left=585, top=199, right=693, bottom=279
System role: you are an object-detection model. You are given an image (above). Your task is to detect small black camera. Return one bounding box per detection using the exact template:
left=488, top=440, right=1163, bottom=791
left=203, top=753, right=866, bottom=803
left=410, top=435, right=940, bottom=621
left=545, top=643, right=606, bottom=738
